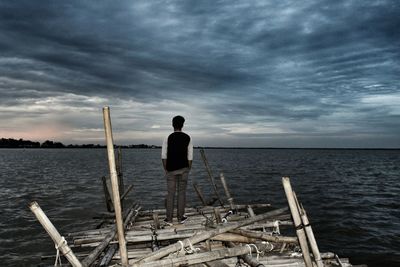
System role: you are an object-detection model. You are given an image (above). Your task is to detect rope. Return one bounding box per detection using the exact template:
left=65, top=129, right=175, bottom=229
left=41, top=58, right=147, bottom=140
left=265, top=241, right=274, bottom=252
left=246, top=243, right=262, bottom=260
left=273, top=220, right=280, bottom=235
left=186, top=240, right=200, bottom=254
left=174, top=240, right=200, bottom=257
left=54, top=236, right=67, bottom=266
left=173, top=240, right=185, bottom=257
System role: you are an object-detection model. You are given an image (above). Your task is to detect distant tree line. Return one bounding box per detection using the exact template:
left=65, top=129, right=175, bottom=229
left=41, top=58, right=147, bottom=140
left=0, top=138, right=160, bottom=149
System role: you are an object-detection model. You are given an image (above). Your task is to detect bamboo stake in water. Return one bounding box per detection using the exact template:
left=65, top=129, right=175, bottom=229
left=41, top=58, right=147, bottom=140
left=29, top=202, right=82, bottom=267
left=102, top=106, right=128, bottom=266
left=199, top=148, right=224, bottom=206
left=193, top=182, right=207, bottom=206
left=282, top=177, right=313, bottom=267
left=293, top=192, right=324, bottom=267
left=219, top=172, right=235, bottom=210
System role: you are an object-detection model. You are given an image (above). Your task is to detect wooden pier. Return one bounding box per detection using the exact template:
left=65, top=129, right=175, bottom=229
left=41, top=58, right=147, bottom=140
left=30, top=107, right=365, bottom=267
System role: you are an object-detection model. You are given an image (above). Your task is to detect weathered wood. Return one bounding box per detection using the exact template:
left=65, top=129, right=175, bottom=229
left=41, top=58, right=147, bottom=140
left=243, top=220, right=293, bottom=230
left=133, top=207, right=288, bottom=265
left=293, top=192, right=323, bottom=267
left=219, top=172, right=235, bottom=210
left=247, top=205, right=255, bottom=217
left=219, top=173, right=235, bottom=210
left=212, top=232, right=259, bottom=243
left=230, top=228, right=298, bottom=243
left=121, top=184, right=134, bottom=201
left=82, top=203, right=141, bottom=266
left=226, top=241, right=264, bottom=267
left=199, top=148, right=224, bottom=206
left=153, top=212, right=160, bottom=230
left=29, top=202, right=83, bottom=267
left=205, top=260, right=230, bottom=267
left=135, top=245, right=261, bottom=267
left=99, top=244, right=118, bottom=267
left=282, top=177, right=313, bottom=267
left=102, top=176, right=114, bottom=212
left=137, top=204, right=271, bottom=217
left=214, top=207, right=222, bottom=224
left=193, top=182, right=208, bottom=206
left=103, top=106, right=128, bottom=267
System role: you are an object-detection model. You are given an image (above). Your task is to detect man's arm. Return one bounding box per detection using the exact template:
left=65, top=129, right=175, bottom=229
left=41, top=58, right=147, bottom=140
left=188, top=137, right=193, bottom=171
left=162, top=159, right=168, bottom=174
left=188, top=160, right=192, bottom=170
left=161, top=136, right=168, bottom=174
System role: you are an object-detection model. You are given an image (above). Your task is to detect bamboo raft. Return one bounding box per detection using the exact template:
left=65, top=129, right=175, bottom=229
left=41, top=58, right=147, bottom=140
left=29, top=107, right=366, bottom=267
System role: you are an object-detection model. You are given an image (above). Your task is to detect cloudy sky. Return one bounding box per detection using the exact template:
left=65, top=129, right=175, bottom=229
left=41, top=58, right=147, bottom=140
left=0, top=1, right=399, bottom=148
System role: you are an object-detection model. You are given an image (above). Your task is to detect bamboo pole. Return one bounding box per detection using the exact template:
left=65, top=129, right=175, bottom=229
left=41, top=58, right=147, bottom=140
left=81, top=203, right=140, bottom=266
left=102, top=106, right=128, bottom=266
left=247, top=205, right=255, bottom=218
left=136, top=245, right=261, bottom=267
left=282, top=177, right=312, bottom=267
left=199, top=148, right=224, bottom=206
left=214, top=207, right=222, bottom=224
left=99, top=244, right=118, bottom=267
left=293, top=192, right=323, bottom=267
left=133, top=207, right=288, bottom=265
left=230, top=229, right=298, bottom=243
left=29, top=202, right=82, bottom=267
left=193, top=182, right=208, bottom=206
left=226, top=242, right=264, bottom=267
left=137, top=204, right=271, bottom=216
left=219, top=173, right=235, bottom=210
left=121, top=184, right=134, bottom=201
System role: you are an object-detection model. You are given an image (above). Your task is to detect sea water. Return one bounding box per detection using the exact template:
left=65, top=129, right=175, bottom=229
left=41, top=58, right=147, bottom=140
left=0, top=148, right=399, bottom=266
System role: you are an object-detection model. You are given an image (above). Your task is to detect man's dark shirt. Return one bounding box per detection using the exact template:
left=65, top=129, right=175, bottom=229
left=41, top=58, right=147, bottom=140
left=163, top=132, right=191, bottom=172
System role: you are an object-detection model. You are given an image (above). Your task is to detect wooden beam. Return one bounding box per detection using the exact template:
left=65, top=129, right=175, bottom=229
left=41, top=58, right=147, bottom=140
left=103, top=106, right=128, bottom=266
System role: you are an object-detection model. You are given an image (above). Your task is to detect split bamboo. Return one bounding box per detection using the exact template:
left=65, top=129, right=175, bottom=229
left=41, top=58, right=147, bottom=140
left=293, top=192, right=323, bottom=267
left=282, top=177, right=313, bottom=267
left=103, top=106, right=128, bottom=266
left=29, top=202, right=82, bottom=267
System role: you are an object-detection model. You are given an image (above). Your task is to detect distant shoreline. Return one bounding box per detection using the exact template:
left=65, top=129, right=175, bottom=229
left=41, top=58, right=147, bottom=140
left=1, top=138, right=398, bottom=150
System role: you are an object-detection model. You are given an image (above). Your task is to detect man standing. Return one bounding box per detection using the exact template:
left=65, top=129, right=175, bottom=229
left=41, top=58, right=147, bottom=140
left=161, top=115, right=193, bottom=225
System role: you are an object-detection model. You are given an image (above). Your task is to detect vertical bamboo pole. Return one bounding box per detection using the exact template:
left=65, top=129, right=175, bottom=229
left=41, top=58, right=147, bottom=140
left=214, top=207, right=222, bottom=223
left=117, top=147, right=124, bottom=211
left=219, top=173, right=235, bottom=210
left=247, top=205, right=255, bottom=218
left=293, top=192, right=324, bottom=267
left=29, top=202, right=82, bottom=267
left=282, top=177, right=313, bottom=267
left=193, top=182, right=207, bottom=206
left=199, top=148, right=224, bottom=206
left=102, top=106, right=128, bottom=266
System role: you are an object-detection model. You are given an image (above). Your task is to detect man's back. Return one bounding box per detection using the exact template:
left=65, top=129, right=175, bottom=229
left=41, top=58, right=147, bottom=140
left=166, top=132, right=191, bottom=171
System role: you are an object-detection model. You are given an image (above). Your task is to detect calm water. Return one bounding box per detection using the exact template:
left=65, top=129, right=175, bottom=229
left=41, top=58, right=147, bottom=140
left=0, top=148, right=399, bottom=266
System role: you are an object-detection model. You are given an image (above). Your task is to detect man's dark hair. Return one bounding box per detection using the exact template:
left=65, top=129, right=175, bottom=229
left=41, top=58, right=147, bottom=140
left=172, top=115, right=185, bottom=129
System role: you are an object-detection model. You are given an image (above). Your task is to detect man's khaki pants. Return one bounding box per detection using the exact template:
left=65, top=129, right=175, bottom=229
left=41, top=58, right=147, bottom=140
left=165, top=167, right=189, bottom=222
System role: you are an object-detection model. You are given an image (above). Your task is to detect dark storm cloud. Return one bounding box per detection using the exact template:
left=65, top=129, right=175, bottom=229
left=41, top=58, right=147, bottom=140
left=0, top=0, right=399, bottom=146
